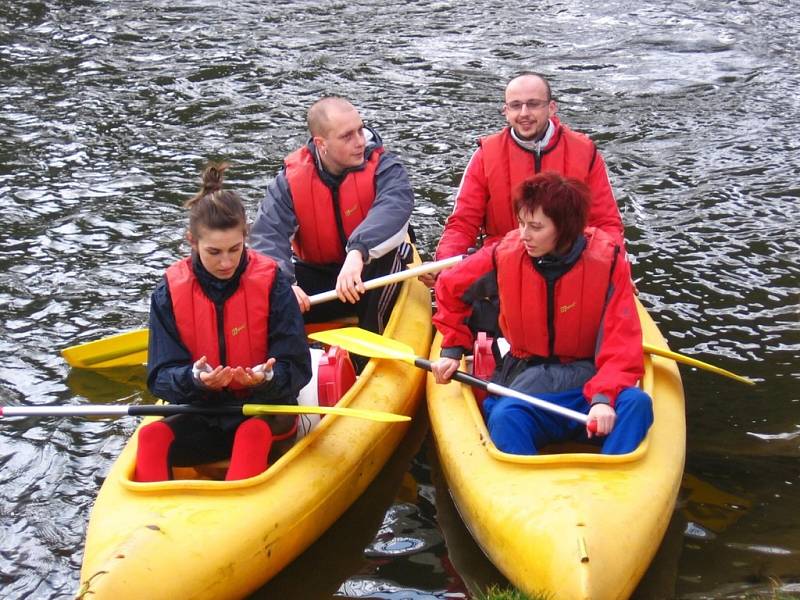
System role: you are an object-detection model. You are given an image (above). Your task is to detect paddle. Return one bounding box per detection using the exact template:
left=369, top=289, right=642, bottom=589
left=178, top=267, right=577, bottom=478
left=0, top=403, right=410, bottom=423
left=642, top=342, right=754, bottom=386
left=61, top=254, right=466, bottom=369
left=308, top=327, right=597, bottom=431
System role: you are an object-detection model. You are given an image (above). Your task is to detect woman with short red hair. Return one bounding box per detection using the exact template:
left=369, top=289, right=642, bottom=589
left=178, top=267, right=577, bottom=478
left=431, top=172, right=652, bottom=455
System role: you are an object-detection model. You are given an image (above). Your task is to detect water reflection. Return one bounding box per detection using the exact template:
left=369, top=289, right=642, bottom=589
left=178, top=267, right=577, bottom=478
left=251, top=405, right=439, bottom=599
left=1, top=0, right=798, bottom=598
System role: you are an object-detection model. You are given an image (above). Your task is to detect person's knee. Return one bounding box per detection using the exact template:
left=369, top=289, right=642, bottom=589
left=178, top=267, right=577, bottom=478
left=487, top=399, right=531, bottom=430
left=487, top=403, right=541, bottom=455
left=135, top=421, right=175, bottom=482
left=226, top=418, right=273, bottom=481
left=617, top=388, right=654, bottom=425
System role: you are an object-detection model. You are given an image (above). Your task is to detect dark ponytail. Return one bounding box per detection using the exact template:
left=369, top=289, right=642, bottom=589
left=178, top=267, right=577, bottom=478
left=185, top=162, right=247, bottom=239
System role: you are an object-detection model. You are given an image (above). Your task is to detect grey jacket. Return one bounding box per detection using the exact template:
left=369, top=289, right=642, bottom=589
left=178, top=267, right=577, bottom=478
left=250, top=127, right=414, bottom=281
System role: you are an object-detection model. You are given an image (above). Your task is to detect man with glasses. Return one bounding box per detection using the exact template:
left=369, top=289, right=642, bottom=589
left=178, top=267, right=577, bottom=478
left=427, top=72, right=624, bottom=278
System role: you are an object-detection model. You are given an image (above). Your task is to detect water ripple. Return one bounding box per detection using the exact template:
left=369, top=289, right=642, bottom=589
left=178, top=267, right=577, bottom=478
left=1, top=1, right=798, bottom=598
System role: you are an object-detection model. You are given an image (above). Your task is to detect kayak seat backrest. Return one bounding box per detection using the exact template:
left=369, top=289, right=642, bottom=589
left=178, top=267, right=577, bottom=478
left=294, top=344, right=358, bottom=440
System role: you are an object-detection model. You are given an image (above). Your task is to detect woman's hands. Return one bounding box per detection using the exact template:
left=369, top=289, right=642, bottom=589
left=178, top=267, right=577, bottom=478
left=192, top=356, right=276, bottom=390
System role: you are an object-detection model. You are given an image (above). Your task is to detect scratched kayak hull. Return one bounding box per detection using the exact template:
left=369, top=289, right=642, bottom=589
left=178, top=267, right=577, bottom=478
left=426, top=300, right=685, bottom=600
left=77, top=267, right=432, bottom=600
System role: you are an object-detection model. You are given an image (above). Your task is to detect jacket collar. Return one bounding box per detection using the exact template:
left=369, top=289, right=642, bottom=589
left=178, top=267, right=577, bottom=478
left=532, top=233, right=587, bottom=281
left=191, top=249, right=249, bottom=304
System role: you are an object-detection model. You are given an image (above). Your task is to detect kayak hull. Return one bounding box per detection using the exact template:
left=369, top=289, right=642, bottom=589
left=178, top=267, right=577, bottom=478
left=77, top=268, right=432, bottom=599
left=426, top=300, right=685, bottom=600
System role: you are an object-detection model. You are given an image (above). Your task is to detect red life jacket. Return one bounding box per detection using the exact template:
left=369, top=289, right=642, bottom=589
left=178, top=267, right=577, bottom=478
left=284, top=145, right=383, bottom=264
left=480, top=119, right=598, bottom=240
left=495, top=228, right=618, bottom=361
left=165, top=249, right=276, bottom=389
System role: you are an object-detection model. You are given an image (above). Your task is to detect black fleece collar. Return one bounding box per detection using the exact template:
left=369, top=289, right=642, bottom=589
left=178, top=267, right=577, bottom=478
left=532, top=235, right=587, bottom=281
left=191, top=249, right=249, bottom=304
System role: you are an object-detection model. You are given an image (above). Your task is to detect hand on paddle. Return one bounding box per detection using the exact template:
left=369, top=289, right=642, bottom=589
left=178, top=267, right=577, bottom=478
left=418, top=271, right=438, bottom=288
left=193, top=357, right=276, bottom=390
left=587, top=403, right=616, bottom=438
left=291, top=284, right=311, bottom=313
left=430, top=357, right=461, bottom=384
left=336, top=250, right=366, bottom=304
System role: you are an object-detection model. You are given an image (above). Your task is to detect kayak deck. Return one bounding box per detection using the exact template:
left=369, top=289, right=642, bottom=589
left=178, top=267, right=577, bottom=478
left=77, top=264, right=433, bottom=599
left=426, top=299, right=685, bottom=600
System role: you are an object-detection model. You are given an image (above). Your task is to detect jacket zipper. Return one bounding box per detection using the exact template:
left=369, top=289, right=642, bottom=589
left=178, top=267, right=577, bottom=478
left=215, top=301, right=227, bottom=366
left=546, top=277, right=556, bottom=358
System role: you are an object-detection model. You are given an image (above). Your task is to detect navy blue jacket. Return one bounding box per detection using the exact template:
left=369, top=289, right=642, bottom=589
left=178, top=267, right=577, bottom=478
left=147, top=250, right=312, bottom=406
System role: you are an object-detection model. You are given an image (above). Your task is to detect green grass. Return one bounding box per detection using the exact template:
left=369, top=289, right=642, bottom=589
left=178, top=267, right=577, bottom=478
left=743, top=577, right=800, bottom=599
left=474, top=585, right=552, bottom=600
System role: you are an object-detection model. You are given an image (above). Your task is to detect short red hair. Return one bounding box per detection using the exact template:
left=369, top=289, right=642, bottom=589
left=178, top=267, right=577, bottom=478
left=513, top=172, right=590, bottom=253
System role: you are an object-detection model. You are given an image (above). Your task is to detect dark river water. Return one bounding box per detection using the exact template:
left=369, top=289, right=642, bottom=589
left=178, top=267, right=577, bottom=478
left=1, top=1, right=798, bottom=598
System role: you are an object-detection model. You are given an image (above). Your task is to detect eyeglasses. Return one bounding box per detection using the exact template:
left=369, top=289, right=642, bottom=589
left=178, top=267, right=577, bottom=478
left=503, top=99, right=551, bottom=112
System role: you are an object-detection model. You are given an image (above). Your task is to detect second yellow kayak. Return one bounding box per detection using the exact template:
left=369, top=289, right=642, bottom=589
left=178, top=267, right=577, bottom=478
left=426, top=300, right=686, bottom=599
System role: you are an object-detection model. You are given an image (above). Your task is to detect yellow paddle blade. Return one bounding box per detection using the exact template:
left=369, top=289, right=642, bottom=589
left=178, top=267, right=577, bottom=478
left=242, top=403, right=410, bottom=423
left=308, top=327, right=417, bottom=364
left=643, top=342, right=755, bottom=386
left=61, top=329, right=149, bottom=369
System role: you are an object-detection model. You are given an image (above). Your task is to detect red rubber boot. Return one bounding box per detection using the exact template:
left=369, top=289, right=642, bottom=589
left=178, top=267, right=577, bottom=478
left=225, top=418, right=273, bottom=481
left=134, top=421, right=175, bottom=482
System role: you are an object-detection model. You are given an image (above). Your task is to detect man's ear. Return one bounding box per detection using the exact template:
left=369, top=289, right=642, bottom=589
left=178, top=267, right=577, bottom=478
left=312, top=135, right=326, bottom=155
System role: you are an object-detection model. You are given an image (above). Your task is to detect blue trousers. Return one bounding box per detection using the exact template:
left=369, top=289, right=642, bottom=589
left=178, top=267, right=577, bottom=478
left=483, top=387, right=654, bottom=455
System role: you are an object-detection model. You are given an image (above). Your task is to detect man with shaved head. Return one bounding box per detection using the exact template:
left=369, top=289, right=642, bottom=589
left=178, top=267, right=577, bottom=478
left=425, top=72, right=624, bottom=286
left=251, top=96, right=414, bottom=335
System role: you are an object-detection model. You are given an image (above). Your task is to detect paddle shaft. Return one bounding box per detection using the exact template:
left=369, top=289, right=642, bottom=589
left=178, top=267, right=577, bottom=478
left=413, top=357, right=593, bottom=428
left=642, top=342, right=754, bottom=385
left=1, top=405, right=243, bottom=417
left=307, top=253, right=465, bottom=304
left=0, top=403, right=410, bottom=423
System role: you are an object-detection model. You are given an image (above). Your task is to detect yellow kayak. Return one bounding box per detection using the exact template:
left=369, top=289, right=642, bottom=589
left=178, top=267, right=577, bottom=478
left=426, top=300, right=685, bottom=600
left=77, top=270, right=432, bottom=599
